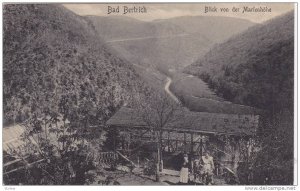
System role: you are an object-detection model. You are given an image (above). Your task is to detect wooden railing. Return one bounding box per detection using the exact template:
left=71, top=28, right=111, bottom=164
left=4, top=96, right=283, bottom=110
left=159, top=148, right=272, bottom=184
left=98, top=151, right=119, bottom=166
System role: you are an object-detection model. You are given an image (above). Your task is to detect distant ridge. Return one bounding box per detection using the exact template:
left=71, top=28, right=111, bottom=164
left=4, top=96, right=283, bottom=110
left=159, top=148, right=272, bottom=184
left=86, top=15, right=255, bottom=71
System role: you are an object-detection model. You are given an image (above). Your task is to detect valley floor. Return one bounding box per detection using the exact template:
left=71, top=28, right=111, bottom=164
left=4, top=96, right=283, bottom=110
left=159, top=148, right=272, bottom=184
left=168, top=71, right=258, bottom=114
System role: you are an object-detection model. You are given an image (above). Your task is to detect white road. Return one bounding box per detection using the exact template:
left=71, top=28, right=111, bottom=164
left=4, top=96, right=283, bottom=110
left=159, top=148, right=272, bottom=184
left=106, top=34, right=189, bottom=43
left=164, top=77, right=180, bottom=104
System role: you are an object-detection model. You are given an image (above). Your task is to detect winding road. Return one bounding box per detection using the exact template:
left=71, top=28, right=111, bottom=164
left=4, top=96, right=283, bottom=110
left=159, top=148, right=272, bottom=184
left=106, top=34, right=189, bottom=43
left=164, top=77, right=180, bottom=104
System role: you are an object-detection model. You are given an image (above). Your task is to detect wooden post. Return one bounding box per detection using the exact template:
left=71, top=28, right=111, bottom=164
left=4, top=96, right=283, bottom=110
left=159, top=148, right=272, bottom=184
left=122, top=135, right=125, bottom=150
left=128, top=133, right=131, bottom=156
left=246, top=137, right=250, bottom=184
left=113, top=128, right=116, bottom=152
left=184, top=132, right=186, bottom=152
left=191, top=133, right=194, bottom=154
left=167, top=131, right=170, bottom=152
left=200, top=136, right=203, bottom=156
left=122, top=126, right=125, bottom=150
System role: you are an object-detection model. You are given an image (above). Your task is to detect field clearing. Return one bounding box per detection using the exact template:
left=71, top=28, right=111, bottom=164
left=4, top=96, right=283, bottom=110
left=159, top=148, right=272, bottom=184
left=170, top=72, right=223, bottom=101
left=170, top=72, right=258, bottom=114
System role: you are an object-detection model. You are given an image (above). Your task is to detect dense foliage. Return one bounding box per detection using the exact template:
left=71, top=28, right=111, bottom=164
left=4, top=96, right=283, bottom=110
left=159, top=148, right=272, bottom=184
left=3, top=4, right=148, bottom=185
left=185, top=12, right=294, bottom=112
left=185, top=11, right=294, bottom=184
left=3, top=4, right=146, bottom=125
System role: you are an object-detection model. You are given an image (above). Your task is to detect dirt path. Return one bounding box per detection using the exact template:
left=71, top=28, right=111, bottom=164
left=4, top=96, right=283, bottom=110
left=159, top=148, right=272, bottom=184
left=164, top=77, right=181, bottom=104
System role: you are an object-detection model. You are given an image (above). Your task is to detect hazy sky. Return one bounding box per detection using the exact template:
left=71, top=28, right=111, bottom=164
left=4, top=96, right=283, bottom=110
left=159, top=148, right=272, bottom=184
left=63, top=3, right=295, bottom=23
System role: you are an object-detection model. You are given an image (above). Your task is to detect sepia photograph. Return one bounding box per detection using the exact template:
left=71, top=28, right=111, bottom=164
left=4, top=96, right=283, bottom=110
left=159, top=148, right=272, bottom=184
left=2, top=1, right=297, bottom=188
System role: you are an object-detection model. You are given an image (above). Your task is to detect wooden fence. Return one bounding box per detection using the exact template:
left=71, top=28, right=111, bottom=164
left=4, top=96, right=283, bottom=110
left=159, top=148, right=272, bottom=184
left=97, top=151, right=119, bottom=167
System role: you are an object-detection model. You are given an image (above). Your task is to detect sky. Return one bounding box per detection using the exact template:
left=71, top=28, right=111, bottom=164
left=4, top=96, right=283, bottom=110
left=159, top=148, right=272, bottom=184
left=63, top=3, right=295, bottom=23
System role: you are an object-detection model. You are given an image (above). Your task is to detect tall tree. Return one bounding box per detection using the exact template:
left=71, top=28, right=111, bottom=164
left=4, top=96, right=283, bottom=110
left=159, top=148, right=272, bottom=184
left=132, top=91, right=190, bottom=181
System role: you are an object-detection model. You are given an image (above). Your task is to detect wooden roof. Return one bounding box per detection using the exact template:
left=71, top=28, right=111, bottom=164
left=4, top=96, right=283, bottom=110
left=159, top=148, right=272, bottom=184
left=106, top=107, right=259, bottom=136
left=3, top=124, right=26, bottom=152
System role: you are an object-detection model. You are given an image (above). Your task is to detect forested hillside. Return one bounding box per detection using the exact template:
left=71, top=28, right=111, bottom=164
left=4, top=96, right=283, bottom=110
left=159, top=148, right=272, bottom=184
left=85, top=16, right=185, bottom=41
left=85, top=15, right=254, bottom=71
left=185, top=11, right=294, bottom=184
left=155, top=16, right=254, bottom=43
left=185, top=12, right=294, bottom=112
left=3, top=4, right=147, bottom=126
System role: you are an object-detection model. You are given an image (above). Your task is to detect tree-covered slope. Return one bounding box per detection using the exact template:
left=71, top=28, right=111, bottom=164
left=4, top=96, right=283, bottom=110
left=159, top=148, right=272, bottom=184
left=185, top=11, right=294, bottom=112
left=155, top=16, right=254, bottom=43
left=184, top=11, right=294, bottom=184
left=85, top=15, right=185, bottom=41
left=3, top=4, right=146, bottom=125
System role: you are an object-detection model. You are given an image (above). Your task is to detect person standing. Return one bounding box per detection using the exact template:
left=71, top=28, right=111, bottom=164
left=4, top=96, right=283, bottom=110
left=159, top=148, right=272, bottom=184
left=201, top=151, right=215, bottom=185
left=179, top=153, right=189, bottom=184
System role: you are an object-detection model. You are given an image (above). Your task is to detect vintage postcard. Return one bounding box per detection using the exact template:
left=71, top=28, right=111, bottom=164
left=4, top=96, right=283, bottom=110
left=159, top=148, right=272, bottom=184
left=2, top=2, right=296, bottom=188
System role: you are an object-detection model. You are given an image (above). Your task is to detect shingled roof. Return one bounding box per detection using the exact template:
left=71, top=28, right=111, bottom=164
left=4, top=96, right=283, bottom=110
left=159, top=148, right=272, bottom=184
left=106, top=107, right=259, bottom=136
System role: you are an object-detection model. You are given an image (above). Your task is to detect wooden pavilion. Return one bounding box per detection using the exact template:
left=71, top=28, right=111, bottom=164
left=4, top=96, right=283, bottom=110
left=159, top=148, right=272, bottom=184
left=106, top=107, right=260, bottom=174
